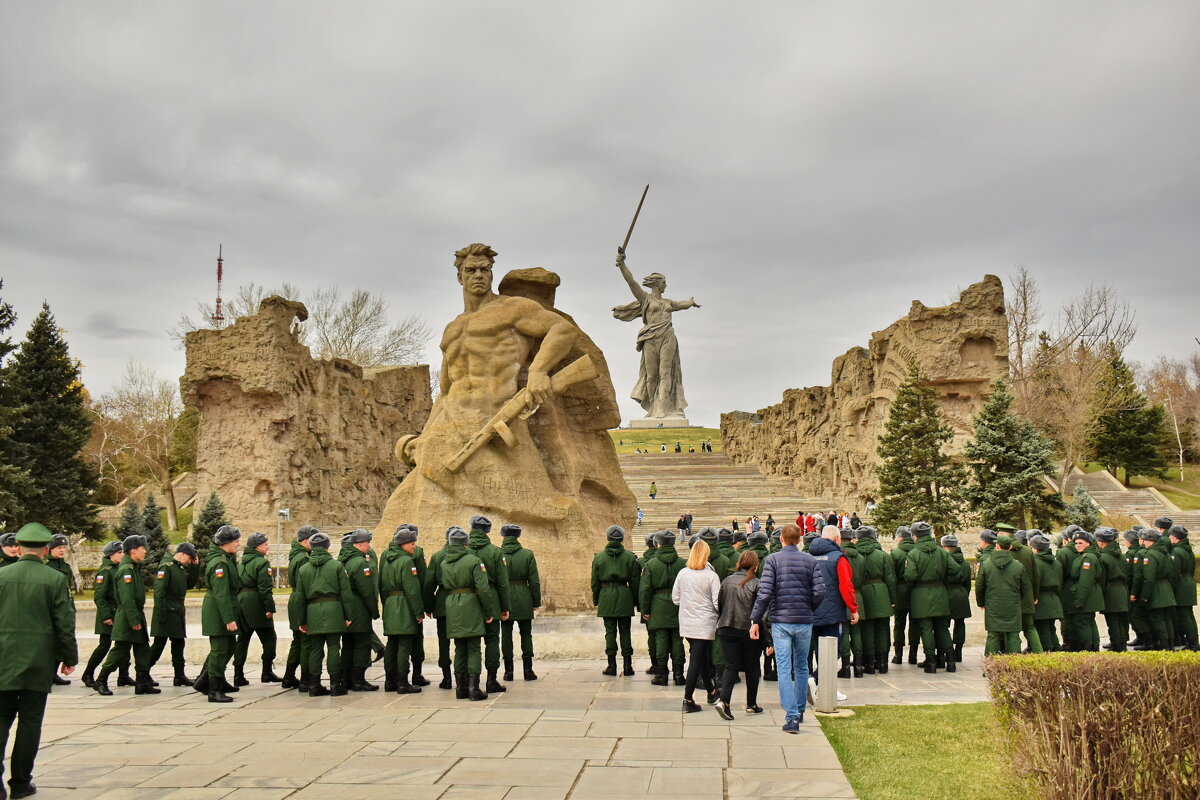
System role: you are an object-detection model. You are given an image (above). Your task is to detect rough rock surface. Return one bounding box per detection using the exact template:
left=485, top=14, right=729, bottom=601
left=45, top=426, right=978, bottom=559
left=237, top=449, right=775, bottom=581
left=721, top=275, right=1008, bottom=506
left=181, top=296, right=432, bottom=534
left=375, top=268, right=636, bottom=612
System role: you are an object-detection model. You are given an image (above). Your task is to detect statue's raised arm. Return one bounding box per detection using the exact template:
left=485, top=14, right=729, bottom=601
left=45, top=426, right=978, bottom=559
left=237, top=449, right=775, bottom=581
left=615, top=251, right=647, bottom=302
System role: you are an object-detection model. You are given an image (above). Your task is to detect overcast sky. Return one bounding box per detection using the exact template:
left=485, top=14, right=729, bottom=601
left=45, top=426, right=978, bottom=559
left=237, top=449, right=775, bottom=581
left=2, top=2, right=1197, bottom=427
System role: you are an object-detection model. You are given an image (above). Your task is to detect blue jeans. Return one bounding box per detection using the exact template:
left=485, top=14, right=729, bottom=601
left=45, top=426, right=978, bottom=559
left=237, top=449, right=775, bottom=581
left=770, top=622, right=813, bottom=722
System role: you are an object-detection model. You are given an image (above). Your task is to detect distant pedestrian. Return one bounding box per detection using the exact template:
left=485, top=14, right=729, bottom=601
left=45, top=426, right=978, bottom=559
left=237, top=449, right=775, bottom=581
left=661, top=444, right=666, bottom=454
left=636, top=507, right=644, bottom=526
left=649, top=481, right=657, bottom=500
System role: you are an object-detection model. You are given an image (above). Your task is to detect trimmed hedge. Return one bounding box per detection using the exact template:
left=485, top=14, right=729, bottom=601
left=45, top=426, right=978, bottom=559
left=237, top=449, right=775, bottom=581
left=984, top=652, right=1200, bottom=800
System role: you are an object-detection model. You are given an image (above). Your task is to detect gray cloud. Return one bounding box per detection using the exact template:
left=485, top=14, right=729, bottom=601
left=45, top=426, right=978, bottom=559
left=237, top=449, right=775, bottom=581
left=2, top=2, right=1197, bottom=426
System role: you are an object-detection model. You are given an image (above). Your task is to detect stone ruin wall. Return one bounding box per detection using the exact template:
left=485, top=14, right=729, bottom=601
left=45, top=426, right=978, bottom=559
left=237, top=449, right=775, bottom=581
left=721, top=275, right=1009, bottom=507
left=181, top=296, right=433, bottom=536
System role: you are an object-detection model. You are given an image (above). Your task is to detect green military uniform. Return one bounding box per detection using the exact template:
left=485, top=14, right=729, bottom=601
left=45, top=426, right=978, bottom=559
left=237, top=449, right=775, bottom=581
left=44, top=554, right=74, bottom=597
left=890, top=531, right=919, bottom=664
left=639, top=537, right=658, bottom=674
left=99, top=549, right=159, bottom=692
left=439, top=531, right=498, bottom=700
left=283, top=532, right=313, bottom=689
left=0, top=524, right=78, bottom=796
left=149, top=549, right=198, bottom=685
left=1168, top=527, right=1198, bottom=650
left=379, top=531, right=425, bottom=693
left=500, top=527, right=541, bottom=681
left=1010, top=541, right=1044, bottom=653
left=408, top=539, right=429, bottom=684
left=1069, top=538, right=1105, bottom=651
left=1056, top=528, right=1083, bottom=649
left=593, top=527, right=640, bottom=676
left=200, top=539, right=244, bottom=689
left=424, top=538, right=456, bottom=689
left=975, top=541, right=1029, bottom=655
left=639, top=534, right=686, bottom=685
left=0, top=533, right=19, bottom=569
left=840, top=537, right=865, bottom=676
left=902, top=525, right=957, bottom=672
left=717, top=530, right=736, bottom=563
left=747, top=538, right=770, bottom=578
left=234, top=538, right=278, bottom=683
left=293, top=538, right=353, bottom=695
left=1124, top=535, right=1149, bottom=647
left=1031, top=540, right=1064, bottom=650
left=1137, top=532, right=1178, bottom=649
left=856, top=529, right=895, bottom=674
left=942, top=537, right=972, bottom=662
left=467, top=520, right=512, bottom=693
left=82, top=545, right=129, bottom=686
left=1095, top=530, right=1129, bottom=651
left=341, top=534, right=381, bottom=691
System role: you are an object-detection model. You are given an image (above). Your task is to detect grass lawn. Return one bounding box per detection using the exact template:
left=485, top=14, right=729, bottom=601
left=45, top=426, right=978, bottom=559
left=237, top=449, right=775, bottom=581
left=821, top=703, right=1031, bottom=800
left=164, top=506, right=194, bottom=543
left=608, top=427, right=721, bottom=454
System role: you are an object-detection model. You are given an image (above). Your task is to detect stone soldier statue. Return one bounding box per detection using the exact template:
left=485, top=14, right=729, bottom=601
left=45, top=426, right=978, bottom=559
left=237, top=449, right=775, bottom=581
left=500, top=523, right=540, bottom=682
left=148, top=542, right=199, bottom=686
left=612, top=251, right=699, bottom=420
left=0, top=523, right=78, bottom=799
left=466, top=515, right=512, bottom=693
left=439, top=526, right=498, bottom=701
left=234, top=533, right=280, bottom=685
left=282, top=525, right=315, bottom=691
left=293, top=531, right=353, bottom=697
left=195, top=526, right=244, bottom=702
left=379, top=525, right=425, bottom=693
left=592, top=525, right=640, bottom=677
left=81, top=540, right=130, bottom=689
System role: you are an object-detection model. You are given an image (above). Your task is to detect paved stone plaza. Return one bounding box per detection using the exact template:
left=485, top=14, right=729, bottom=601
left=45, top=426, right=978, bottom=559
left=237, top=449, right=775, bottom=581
left=19, top=651, right=993, bottom=799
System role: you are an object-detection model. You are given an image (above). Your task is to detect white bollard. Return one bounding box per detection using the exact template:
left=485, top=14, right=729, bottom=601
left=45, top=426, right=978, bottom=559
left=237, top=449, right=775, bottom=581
left=816, top=636, right=839, bottom=713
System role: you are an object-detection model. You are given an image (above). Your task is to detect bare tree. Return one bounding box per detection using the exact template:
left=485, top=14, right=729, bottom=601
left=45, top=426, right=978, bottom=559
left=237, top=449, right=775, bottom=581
left=170, top=281, right=304, bottom=345
left=1006, top=265, right=1043, bottom=416
left=1140, top=354, right=1199, bottom=473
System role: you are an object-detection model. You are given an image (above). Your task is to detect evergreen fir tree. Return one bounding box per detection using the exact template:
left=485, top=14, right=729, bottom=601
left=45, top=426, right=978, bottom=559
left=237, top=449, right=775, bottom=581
left=963, top=378, right=1065, bottom=530
left=141, top=494, right=170, bottom=585
left=1065, top=485, right=1102, bottom=531
left=1088, top=351, right=1169, bottom=486
left=873, top=365, right=968, bottom=534
left=114, top=500, right=145, bottom=542
left=0, top=281, right=32, bottom=523
left=191, top=492, right=227, bottom=587
left=5, top=303, right=102, bottom=537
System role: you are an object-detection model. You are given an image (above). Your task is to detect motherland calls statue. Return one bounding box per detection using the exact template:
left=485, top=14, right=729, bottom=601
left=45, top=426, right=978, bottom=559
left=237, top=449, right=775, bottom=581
left=612, top=250, right=700, bottom=426
left=375, top=244, right=635, bottom=611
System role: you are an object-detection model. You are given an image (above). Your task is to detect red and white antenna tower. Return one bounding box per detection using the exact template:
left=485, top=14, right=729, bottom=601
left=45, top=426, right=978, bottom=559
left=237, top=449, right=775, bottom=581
left=211, top=244, right=225, bottom=326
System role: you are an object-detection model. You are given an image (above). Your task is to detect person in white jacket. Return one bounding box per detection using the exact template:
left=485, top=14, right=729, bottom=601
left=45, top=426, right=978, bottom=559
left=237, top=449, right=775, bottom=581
left=672, top=541, right=721, bottom=712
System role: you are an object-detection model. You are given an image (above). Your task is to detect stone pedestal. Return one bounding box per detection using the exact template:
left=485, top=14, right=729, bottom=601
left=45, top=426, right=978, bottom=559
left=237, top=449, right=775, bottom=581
left=627, top=417, right=691, bottom=429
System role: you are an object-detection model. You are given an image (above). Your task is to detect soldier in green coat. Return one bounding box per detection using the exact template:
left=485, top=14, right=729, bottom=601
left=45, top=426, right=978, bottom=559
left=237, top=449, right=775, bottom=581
left=1069, top=531, right=1105, bottom=651
left=975, top=535, right=1029, bottom=655
left=639, top=533, right=659, bottom=675
left=293, top=532, right=353, bottom=696
left=746, top=532, right=770, bottom=578
left=81, top=541, right=130, bottom=689
left=1094, top=527, right=1130, bottom=651
left=439, top=527, right=498, bottom=701
left=903, top=522, right=957, bottom=673
left=379, top=526, right=425, bottom=693
left=1137, top=527, right=1178, bottom=650
left=233, top=533, right=279, bottom=685
left=282, top=525, right=315, bottom=691
left=838, top=529, right=865, bottom=678
left=1010, top=532, right=1044, bottom=654
left=45, top=534, right=74, bottom=687
left=0, top=532, right=19, bottom=568
left=699, top=528, right=730, bottom=679
left=194, top=526, right=244, bottom=702
left=593, top=525, right=640, bottom=677
left=1029, top=534, right=1064, bottom=651
left=467, top=515, right=512, bottom=694
left=423, top=530, right=455, bottom=690
left=940, top=535, right=973, bottom=663
left=500, top=524, right=541, bottom=682
left=148, top=542, right=198, bottom=686
left=406, top=526, right=430, bottom=688
left=382, top=524, right=430, bottom=691
left=341, top=530, right=381, bottom=692
left=855, top=527, right=895, bottom=674
left=94, top=535, right=160, bottom=696
left=1056, top=525, right=1083, bottom=649
left=1123, top=530, right=1149, bottom=648
left=0, top=523, right=78, bottom=798
left=717, top=528, right=736, bottom=562
left=890, top=526, right=918, bottom=665
left=639, top=530, right=686, bottom=686
left=1168, top=525, right=1198, bottom=650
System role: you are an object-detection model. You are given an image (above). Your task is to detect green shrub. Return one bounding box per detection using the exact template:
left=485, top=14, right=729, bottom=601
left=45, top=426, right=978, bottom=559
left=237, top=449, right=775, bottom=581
left=984, top=651, right=1200, bottom=799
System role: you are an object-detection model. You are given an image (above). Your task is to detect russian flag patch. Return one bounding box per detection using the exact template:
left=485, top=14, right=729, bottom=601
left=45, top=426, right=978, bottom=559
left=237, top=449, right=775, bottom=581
left=157, top=570, right=166, bottom=579
left=215, top=568, right=225, bottom=578
left=123, top=574, right=132, bottom=583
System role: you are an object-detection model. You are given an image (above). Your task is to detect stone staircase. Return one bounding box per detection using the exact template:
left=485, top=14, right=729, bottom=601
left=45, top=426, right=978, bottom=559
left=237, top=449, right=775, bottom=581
left=618, top=453, right=835, bottom=532
left=1065, top=468, right=1200, bottom=529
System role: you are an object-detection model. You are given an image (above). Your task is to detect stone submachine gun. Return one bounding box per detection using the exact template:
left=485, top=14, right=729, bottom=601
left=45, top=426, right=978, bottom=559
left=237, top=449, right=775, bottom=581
left=444, top=354, right=599, bottom=472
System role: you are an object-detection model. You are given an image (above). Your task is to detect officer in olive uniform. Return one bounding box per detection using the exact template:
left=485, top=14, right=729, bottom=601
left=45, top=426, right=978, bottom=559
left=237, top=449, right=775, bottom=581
left=716, top=528, right=736, bottom=562
left=423, top=529, right=455, bottom=689
left=975, top=535, right=1029, bottom=655
left=341, top=530, right=381, bottom=691
left=0, top=523, right=78, bottom=800
left=44, top=534, right=74, bottom=687
left=640, top=532, right=658, bottom=675
left=746, top=532, right=770, bottom=578
left=382, top=524, right=425, bottom=691
left=0, top=532, right=20, bottom=568
left=1030, top=534, right=1064, bottom=650
left=1056, top=524, right=1083, bottom=650
left=940, top=535, right=972, bottom=663
left=1124, top=530, right=1149, bottom=648
left=592, top=525, right=640, bottom=676
left=81, top=540, right=128, bottom=688
left=94, top=535, right=160, bottom=696
left=890, top=526, right=918, bottom=664
left=439, top=527, right=498, bottom=701
left=1009, top=532, right=1043, bottom=654
left=500, top=524, right=540, bottom=682
left=1137, top=527, right=1178, bottom=650
left=1094, top=527, right=1129, bottom=651
left=380, top=525, right=425, bottom=693
left=903, top=522, right=958, bottom=673
left=293, top=531, right=353, bottom=696
left=1069, top=530, right=1105, bottom=651
left=837, top=529, right=865, bottom=678
left=405, top=525, right=431, bottom=688
left=233, top=533, right=279, bottom=685
left=855, top=527, right=894, bottom=674
left=466, top=515, right=512, bottom=694
left=282, top=525, right=316, bottom=690
left=1169, top=525, right=1198, bottom=650
left=640, top=530, right=686, bottom=686
left=195, top=526, right=244, bottom=702
left=148, top=542, right=199, bottom=686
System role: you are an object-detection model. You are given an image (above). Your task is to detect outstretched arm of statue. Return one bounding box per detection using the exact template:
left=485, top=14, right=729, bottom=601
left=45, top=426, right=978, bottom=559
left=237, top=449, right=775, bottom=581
left=669, top=296, right=700, bottom=311
left=615, top=251, right=648, bottom=303
left=515, top=307, right=578, bottom=406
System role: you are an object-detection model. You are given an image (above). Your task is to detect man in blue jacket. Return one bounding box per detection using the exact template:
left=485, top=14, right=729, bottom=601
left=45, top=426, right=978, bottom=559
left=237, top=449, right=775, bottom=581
left=750, top=524, right=825, bottom=733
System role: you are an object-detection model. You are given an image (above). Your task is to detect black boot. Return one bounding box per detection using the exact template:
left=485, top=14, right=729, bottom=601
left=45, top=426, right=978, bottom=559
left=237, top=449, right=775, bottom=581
left=469, top=674, right=488, bottom=701
left=174, top=667, right=194, bottom=687
left=622, top=654, right=635, bottom=676
left=117, top=666, right=135, bottom=687
left=281, top=663, right=299, bottom=689
left=135, top=671, right=162, bottom=695
left=412, top=667, right=430, bottom=687
left=944, top=651, right=956, bottom=673
left=352, top=668, right=379, bottom=691
left=907, top=645, right=918, bottom=665
left=92, top=669, right=113, bottom=696
left=384, top=663, right=398, bottom=693
left=503, top=657, right=514, bottom=682
left=208, top=686, right=233, bottom=703
left=877, top=654, right=888, bottom=675
left=602, top=655, right=618, bottom=676
left=53, top=670, right=71, bottom=686
left=218, top=676, right=239, bottom=693
left=81, top=669, right=95, bottom=688
left=261, top=665, right=282, bottom=683
left=935, top=652, right=946, bottom=669
left=651, top=664, right=668, bottom=686
left=396, top=671, right=421, bottom=694
left=645, top=657, right=657, bottom=675
left=862, top=654, right=875, bottom=675
left=193, top=670, right=210, bottom=696
left=297, top=668, right=312, bottom=693
left=922, top=653, right=937, bottom=674
left=523, top=656, right=537, bottom=681
left=836, top=654, right=851, bottom=680
left=234, top=666, right=250, bottom=687
left=953, top=644, right=963, bottom=663
left=852, top=654, right=864, bottom=679
left=331, top=675, right=348, bottom=697
left=309, top=680, right=330, bottom=697
left=891, top=645, right=903, bottom=665
left=673, top=667, right=685, bottom=687
left=455, top=671, right=469, bottom=700
left=485, top=668, right=507, bottom=693
left=439, top=666, right=453, bottom=690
